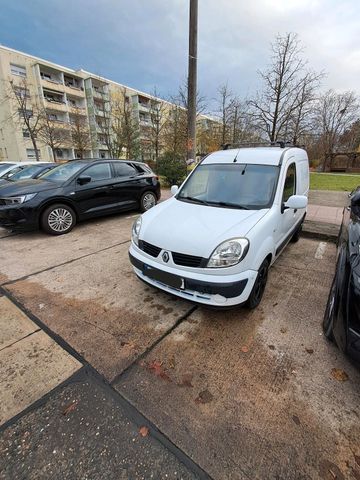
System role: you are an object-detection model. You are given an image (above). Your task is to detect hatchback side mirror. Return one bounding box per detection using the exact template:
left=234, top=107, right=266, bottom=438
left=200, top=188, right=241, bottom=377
left=77, top=176, right=91, bottom=185
left=284, top=195, right=308, bottom=211
left=170, top=185, right=178, bottom=196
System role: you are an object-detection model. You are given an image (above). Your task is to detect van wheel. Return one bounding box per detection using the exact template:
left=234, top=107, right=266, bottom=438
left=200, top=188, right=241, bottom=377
left=291, top=222, right=303, bottom=243
left=140, top=191, right=157, bottom=212
left=41, top=204, right=76, bottom=235
left=245, top=259, right=269, bottom=309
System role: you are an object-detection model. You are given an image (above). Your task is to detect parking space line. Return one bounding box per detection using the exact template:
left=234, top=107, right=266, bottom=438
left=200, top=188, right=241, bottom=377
left=315, top=241, right=328, bottom=259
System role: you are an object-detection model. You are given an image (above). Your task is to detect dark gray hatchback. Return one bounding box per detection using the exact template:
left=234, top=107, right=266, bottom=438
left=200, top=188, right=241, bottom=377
left=0, top=159, right=160, bottom=235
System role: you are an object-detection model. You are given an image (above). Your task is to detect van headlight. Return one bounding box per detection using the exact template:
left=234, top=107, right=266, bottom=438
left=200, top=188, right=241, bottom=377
left=207, top=238, right=249, bottom=268
left=132, top=216, right=142, bottom=246
left=2, top=193, right=37, bottom=205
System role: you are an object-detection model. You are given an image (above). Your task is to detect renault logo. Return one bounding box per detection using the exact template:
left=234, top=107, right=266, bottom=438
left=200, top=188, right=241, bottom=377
left=162, top=251, right=170, bottom=263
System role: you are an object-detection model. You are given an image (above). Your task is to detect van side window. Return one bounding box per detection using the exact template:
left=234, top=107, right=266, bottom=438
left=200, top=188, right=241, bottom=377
left=282, top=163, right=296, bottom=203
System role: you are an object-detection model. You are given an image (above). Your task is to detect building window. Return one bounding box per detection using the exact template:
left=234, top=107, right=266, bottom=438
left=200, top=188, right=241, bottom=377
left=26, top=148, right=41, bottom=159
left=55, top=149, right=64, bottom=158
left=18, top=109, right=33, bottom=119
left=14, top=87, right=30, bottom=98
left=47, top=113, right=58, bottom=121
left=23, top=129, right=30, bottom=138
left=40, top=72, right=52, bottom=81
left=10, top=64, right=27, bottom=77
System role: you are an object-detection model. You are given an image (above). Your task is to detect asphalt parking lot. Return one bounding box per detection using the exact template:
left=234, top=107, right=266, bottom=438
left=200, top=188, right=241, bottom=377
left=1, top=209, right=360, bottom=480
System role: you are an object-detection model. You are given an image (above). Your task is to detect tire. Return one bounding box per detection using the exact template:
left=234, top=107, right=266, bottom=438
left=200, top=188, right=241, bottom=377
left=140, top=191, right=157, bottom=212
left=291, top=222, right=302, bottom=243
left=323, top=277, right=336, bottom=341
left=41, top=203, right=76, bottom=235
left=245, top=258, right=270, bottom=309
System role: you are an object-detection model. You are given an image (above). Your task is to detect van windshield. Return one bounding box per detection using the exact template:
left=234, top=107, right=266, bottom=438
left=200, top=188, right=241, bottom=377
left=177, top=163, right=279, bottom=210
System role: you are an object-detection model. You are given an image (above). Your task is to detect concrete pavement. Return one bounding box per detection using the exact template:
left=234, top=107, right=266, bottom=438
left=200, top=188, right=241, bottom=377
left=1, top=189, right=360, bottom=479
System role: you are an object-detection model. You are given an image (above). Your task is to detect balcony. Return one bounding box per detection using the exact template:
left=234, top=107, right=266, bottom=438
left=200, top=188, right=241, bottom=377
left=41, top=77, right=65, bottom=93
left=64, top=84, right=85, bottom=98
left=138, top=102, right=150, bottom=112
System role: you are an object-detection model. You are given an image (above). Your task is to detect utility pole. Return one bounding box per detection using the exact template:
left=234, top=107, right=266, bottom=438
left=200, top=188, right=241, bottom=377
left=187, top=0, right=198, bottom=165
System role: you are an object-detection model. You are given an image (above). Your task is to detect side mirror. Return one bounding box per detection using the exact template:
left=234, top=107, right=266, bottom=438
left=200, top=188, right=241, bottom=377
left=170, top=185, right=179, bottom=196
left=284, top=195, right=308, bottom=211
left=77, top=176, right=91, bottom=185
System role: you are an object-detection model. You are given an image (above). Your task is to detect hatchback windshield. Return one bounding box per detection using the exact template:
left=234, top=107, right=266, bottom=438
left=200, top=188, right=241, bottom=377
left=178, top=163, right=279, bottom=210
left=0, top=163, right=13, bottom=174
left=40, top=162, right=84, bottom=183
left=6, top=165, right=43, bottom=181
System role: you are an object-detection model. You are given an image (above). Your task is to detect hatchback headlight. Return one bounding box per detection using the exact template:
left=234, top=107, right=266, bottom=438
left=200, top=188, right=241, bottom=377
left=2, top=193, right=37, bottom=205
left=132, top=216, right=142, bottom=246
left=207, top=238, right=249, bottom=268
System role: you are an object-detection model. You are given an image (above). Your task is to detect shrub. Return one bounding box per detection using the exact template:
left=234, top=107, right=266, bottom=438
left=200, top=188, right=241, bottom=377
left=157, top=151, right=187, bottom=186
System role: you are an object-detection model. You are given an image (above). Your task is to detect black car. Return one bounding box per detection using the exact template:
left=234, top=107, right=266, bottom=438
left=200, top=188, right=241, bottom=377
left=323, top=190, right=360, bottom=364
left=0, top=159, right=161, bottom=235
left=0, top=163, right=57, bottom=185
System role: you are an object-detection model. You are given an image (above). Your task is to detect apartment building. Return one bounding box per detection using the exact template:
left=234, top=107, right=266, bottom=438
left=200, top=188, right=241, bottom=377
left=0, top=45, right=216, bottom=163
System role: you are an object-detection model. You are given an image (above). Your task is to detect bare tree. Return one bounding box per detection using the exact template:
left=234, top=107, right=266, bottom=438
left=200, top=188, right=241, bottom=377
left=249, top=33, right=322, bottom=143
left=216, top=84, right=235, bottom=145
left=96, top=90, right=124, bottom=158
left=38, top=110, right=71, bottom=161
left=145, top=87, right=167, bottom=166
left=339, top=119, right=360, bottom=151
left=69, top=106, right=92, bottom=158
left=5, top=78, right=43, bottom=160
left=286, top=71, right=322, bottom=144
left=120, top=88, right=140, bottom=159
left=313, top=89, right=359, bottom=164
left=163, top=96, right=187, bottom=159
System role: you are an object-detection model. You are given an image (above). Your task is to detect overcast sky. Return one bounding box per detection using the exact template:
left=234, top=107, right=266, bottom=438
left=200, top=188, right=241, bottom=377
left=1, top=0, right=359, bottom=110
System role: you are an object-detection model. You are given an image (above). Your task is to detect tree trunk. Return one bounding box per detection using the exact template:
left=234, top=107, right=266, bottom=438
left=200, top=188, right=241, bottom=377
left=30, top=135, right=40, bottom=161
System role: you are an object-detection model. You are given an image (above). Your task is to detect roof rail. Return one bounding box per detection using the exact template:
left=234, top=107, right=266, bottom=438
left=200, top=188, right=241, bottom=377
left=221, top=141, right=301, bottom=150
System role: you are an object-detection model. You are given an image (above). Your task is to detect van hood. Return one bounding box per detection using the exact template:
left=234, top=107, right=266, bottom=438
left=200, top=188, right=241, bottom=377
left=140, top=197, right=268, bottom=257
left=0, top=179, right=58, bottom=196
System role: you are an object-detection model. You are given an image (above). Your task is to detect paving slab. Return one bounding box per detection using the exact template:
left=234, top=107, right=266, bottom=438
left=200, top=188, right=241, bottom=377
left=0, top=296, right=39, bottom=349
left=0, top=212, right=137, bottom=284
left=308, top=190, right=349, bottom=208
left=4, top=242, right=193, bottom=381
left=0, top=329, right=81, bottom=426
left=115, top=239, right=360, bottom=480
left=0, top=373, right=198, bottom=480
left=306, top=204, right=344, bottom=226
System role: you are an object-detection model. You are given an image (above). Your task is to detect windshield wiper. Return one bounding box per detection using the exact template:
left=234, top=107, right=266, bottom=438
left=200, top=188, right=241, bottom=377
left=179, top=195, right=210, bottom=206
left=206, top=200, right=250, bottom=209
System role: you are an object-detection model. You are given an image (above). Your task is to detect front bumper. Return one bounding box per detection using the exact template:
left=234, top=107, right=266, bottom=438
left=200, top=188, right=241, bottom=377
left=129, top=245, right=257, bottom=307
left=0, top=204, right=38, bottom=230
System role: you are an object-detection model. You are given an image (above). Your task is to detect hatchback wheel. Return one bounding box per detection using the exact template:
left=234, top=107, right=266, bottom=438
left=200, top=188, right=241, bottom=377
left=245, top=258, right=269, bottom=309
left=323, top=278, right=336, bottom=341
left=41, top=204, right=76, bottom=235
left=140, top=191, right=157, bottom=212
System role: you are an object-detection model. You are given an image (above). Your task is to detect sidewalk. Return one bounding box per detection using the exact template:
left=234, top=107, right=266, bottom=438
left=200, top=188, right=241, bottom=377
left=306, top=204, right=344, bottom=226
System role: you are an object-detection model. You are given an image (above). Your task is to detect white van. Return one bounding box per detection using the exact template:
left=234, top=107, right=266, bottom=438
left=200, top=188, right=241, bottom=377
left=129, top=145, right=309, bottom=308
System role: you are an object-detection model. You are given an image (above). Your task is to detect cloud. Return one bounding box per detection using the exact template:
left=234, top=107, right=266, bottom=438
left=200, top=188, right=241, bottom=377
left=0, top=0, right=359, bottom=109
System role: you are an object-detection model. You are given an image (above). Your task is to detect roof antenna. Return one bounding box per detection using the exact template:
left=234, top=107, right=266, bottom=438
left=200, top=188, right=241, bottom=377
left=233, top=147, right=241, bottom=163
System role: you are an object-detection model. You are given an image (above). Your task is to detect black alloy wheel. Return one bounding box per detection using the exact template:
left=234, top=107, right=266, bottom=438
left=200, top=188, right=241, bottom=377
left=245, top=258, right=270, bottom=309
